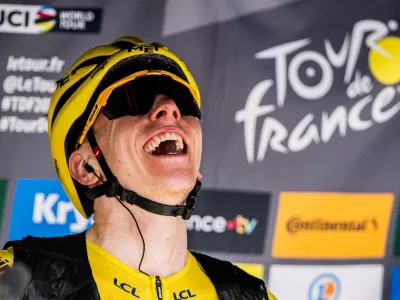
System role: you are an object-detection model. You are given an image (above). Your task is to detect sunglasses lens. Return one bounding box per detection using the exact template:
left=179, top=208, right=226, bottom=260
left=102, top=76, right=200, bottom=120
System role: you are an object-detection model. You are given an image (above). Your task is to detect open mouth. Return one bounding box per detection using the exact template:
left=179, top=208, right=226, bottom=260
left=144, top=132, right=187, bottom=155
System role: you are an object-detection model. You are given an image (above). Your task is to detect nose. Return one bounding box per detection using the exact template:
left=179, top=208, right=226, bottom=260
left=149, top=95, right=181, bottom=121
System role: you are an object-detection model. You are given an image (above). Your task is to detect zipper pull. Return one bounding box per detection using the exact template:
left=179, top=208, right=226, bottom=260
left=155, top=276, right=163, bottom=300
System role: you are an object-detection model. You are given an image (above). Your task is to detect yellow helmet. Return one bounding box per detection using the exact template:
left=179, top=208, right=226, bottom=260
left=47, top=36, right=201, bottom=219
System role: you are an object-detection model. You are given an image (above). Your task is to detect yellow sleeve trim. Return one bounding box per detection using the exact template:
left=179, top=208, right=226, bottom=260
left=0, top=247, right=14, bottom=274
left=267, top=290, right=278, bottom=300
left=233, top=262, right=265, bottom=279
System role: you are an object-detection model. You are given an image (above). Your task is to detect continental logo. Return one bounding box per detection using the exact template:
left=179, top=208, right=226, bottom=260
left=272, top=192, right=394, bottom=259
left=286, top=217, right=379, bottom=234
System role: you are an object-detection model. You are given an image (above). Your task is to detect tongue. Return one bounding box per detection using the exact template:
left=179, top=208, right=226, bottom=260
left=152, top=140, right=178, bottom=155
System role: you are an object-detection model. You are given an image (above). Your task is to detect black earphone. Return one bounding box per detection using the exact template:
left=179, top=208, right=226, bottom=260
left=84, top=163, right=95, bottom=174
left=84, top=162, right=148, bottom=275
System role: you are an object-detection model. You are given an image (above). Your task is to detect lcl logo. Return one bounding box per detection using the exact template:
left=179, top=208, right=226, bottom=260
left=173, top=289, right=196, bottom=300
left=114, top=278, right=140, bottom=298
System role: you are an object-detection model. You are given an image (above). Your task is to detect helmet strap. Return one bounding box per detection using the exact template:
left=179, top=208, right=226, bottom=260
left=84, top=128, right=200, bottom=220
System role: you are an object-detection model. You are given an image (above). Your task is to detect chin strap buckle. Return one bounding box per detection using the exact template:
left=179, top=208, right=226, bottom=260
left=179, top=196, right=196, bottom=220
left=104, top=180, right=119, bottom=197
left=175, top=180, right=201, bottom=220
left=99, top=179, right=137, bottom=204
left=86, top=177, right=202, bottom=220
left=179, top=180, right=201, bottom=220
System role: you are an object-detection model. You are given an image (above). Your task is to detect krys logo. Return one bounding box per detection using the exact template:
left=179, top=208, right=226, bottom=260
left=236, top=19, right=400, bottom=163
left=9, top=179, right=94, bottom=241
left=32, top=192, right=91, bottom=232
left=308, top=273, right=341, bottom=300
left=187, top=214, right=257, bottom=234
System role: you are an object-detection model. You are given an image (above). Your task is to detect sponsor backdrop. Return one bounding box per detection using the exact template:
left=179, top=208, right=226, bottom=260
left=0, top=0, right=399, bottom=299
left=0, top=180, right=7, bottom=233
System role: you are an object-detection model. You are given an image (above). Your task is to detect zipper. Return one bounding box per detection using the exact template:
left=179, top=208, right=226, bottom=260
left=155, top=276, right=163, bottom=300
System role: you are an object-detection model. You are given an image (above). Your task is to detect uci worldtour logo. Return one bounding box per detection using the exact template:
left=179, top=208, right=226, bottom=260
left=0, top=4, right=102, bottom=34
left=236, top=19, right=400, bottom=163
left=0, top=4, right=56, bottom=33
left=35, top=5, right=57, bottom=33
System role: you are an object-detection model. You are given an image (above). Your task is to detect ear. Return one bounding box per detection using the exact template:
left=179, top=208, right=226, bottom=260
left=197, top=171, right=203, bottom=181
left=69, top=151, right=99, bottom=186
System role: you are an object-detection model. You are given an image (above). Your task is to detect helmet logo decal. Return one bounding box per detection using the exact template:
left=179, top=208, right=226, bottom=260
left=90, top=61, right=108, bottom=79
left=127, top=44, right=160, bottom=53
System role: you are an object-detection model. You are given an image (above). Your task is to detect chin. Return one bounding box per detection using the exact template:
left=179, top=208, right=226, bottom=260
left=155, top=171, right=197, bottom=196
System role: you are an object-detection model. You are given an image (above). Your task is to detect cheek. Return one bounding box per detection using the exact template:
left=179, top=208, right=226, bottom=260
left=118, top=119, right=143, bottom=160
left=109, top=120, right=139, bottom=163
left=193, top=122, right=202, bottom=158
left=198, top=127, right=202, bottom=150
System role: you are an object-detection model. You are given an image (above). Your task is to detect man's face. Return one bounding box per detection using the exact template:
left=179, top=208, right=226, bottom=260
left=92, top=94, right=202, bottom=202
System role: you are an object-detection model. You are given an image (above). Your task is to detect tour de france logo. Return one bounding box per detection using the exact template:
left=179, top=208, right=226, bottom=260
left=34, top=5, right=57, bottom=33
left=236, top=19, right=400, bottom=163
left=308, top=273, right=341, bottom=300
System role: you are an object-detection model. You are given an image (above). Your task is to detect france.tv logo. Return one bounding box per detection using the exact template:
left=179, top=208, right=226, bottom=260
left=308, top=273, right=341, bottom=300
left=187, top=214, right=258, bottom=234
left=9, top=179, right=93, bottom=241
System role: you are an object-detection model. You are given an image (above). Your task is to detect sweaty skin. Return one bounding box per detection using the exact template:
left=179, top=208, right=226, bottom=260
left=69, top=94, right=202, bottom=277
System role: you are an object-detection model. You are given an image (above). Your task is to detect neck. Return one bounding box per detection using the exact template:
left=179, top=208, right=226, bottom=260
left=86, top=196, right=188, bottom=277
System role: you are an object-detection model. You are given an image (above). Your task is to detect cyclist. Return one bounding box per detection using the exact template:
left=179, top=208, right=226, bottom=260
left=0, top=36, right=277, bottom=300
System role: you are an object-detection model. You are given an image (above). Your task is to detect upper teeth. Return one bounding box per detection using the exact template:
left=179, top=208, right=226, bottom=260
left=145, top=132, right=184, bottom=154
